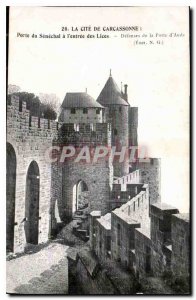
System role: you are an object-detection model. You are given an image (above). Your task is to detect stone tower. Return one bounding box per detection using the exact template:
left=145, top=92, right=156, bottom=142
left=56, top=92, right=113, bottom=221
left=97, top=72, right=129, bottom=178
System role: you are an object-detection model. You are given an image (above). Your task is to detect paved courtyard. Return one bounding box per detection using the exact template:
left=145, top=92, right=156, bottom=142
left=6, top=243, right=69, bottom=294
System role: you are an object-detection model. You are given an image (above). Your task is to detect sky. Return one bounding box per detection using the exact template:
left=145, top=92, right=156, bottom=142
left=8, top=6, right=189, bottom=212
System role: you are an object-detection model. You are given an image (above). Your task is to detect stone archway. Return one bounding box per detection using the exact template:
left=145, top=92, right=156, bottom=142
left=25, top=161, right=40, bottom=244
left=72, top=180, right=89, bottom=215
left=6, top=143, right=17, bottom=252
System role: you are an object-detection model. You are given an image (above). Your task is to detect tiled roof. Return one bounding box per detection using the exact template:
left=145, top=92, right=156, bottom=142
left=97, top=76, right=129, bottom=106
left=62, top=92, right=103, bottom=108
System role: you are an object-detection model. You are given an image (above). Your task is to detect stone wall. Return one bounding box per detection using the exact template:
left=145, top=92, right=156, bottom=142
left=111, top=184, right=149, bottom=268
left=59, top=107, right=104, bottom=124
left=89, top=211, right=101, bottom=251
left=105, top=105, right=129, bottom=177
left=54, top=122, right=113, bottom=220
left=135, top=228, right=151, bottom=278
left=7, top=95, right=57, bottom=252
left=6, top=96, right=114, bottom=251
left=74, top=249, right=116, bottom=295
left=150, top=203, right=179, bottom=277
left=61, top=159, right=112, bottom=220
left=89, top=199, right=190, bottom=288
left=68, top=247, right=137, bottom=295
left=171, top=213, right=190, bottom=278
left=109, top=182, right=145, bottom=210
left=129, top=107, right=138, bottom=146
left=135, top=206, right=190, bottom=284
left=90, top=183, right=149, bottom=270
left=95, top=213, right=111, bottom=261
left=139, top=158, right=161, bottom=205
left=50, top=160, right=63, bottom=231
left=113, top=169, right=141, bottom=186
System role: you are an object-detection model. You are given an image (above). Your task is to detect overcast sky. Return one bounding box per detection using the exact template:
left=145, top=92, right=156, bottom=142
left=8, top=6, right=189, bottom=212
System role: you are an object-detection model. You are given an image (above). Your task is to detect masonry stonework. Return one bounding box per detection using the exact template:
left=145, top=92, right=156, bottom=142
left=171, top=213, right=190, bottom=278
left=7, top=95, right=57, bottom=252
left=7, top=73, right=190, bottom=295
left=139, top=158, right=161, bottom=205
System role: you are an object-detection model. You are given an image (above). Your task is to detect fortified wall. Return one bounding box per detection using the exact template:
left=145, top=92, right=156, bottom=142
left=88, top=202, right=189, bottom=288
left=73, top=195, right=189, bottom=294
left=7, top=95, right=114, bottom=252
left=7, top=95, right=58, bottom=252
left=139, top=158, right=161, bottom=205
left=51, top=122, right=113, bottom=223
left=69, top=165, right=189, bottom=294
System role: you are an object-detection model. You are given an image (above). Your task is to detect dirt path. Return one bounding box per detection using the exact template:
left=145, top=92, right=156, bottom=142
left=6, top=243, right=69, bottom=294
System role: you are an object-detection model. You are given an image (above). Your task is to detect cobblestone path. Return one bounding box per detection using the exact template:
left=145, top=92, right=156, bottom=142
left=6, top=243, right=69, bottom=294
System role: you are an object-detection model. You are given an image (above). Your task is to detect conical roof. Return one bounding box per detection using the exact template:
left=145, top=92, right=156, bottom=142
left=97, top=76, right=129, bottom=106
left=62, top=92, right=103, bottom=108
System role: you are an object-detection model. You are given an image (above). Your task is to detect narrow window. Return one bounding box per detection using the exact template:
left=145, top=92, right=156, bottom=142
left=71, top=108, right=76, bottom=114
left=19, top=100, right=22, bottom=112
left=117, top=223, right=121, bottom=246
left=83, top=108, right=88, bottom=114
left=128, top=205, right=131, bottom=215
left=99, top=241, right=102, bottom=250
left=96, top=108, right=101, bottom=114
left=29, top=115, right=31, bottom=127
left=106, top=236, right=111, bottom=251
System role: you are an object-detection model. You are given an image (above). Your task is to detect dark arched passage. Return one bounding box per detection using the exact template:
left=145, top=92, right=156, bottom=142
left=6, top=143, right=17, bottom=252
left=72, top=180, right=89, bottom=215
left=25, top=161, right=40, bottom=244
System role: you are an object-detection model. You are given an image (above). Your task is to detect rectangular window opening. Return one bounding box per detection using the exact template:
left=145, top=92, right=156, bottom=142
left=71, top=108, right=76, bottom=114
left=96, top=108, right=101, bottom=114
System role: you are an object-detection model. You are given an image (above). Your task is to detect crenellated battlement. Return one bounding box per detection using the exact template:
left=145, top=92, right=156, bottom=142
left=56, top=122, right=111, bottom=146
left=7, top=95, right=112, bottom=145
left=115, top=184, right=149, bottom=218
left=113, top=169, right=140, bottom=185
left=7, top=95, right=60, bottom=135
left=111, top=183, right=147, bottom=201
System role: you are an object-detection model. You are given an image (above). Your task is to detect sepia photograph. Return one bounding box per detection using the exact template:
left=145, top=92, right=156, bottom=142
left=6, top=6, right=190, bottom=295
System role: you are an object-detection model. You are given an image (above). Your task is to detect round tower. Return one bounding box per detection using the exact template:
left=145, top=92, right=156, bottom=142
left=97, top=72, right=129, bottom=177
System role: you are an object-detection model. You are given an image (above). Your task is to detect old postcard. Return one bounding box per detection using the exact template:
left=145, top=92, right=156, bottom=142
left=6, top=6, right=190, bottom=295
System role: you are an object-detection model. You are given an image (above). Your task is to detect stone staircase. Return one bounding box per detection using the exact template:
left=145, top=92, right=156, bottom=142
left=72, top=209, right=89, bottom=242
